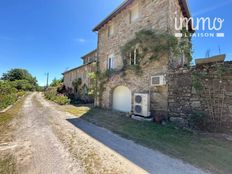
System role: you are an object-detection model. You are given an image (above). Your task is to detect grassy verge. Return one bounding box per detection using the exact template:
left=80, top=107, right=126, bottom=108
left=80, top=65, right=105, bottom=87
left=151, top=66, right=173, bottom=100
left=0, top=94, right=27, bottom=174
left=61, top=105, right=232, bottom=174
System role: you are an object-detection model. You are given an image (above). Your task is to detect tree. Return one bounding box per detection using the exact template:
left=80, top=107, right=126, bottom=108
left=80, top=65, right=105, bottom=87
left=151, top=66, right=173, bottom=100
left=1, top=68, right=38, bottom=91
left=1, top=69, right=37, bottom=85
left=50, top=78, right=62, bottom=87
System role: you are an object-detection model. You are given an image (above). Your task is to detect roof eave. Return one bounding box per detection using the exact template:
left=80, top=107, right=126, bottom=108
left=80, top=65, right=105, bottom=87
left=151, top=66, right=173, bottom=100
left=93, top=0, right=193, bottom=32
left=93, top=0, right=133, bottom=32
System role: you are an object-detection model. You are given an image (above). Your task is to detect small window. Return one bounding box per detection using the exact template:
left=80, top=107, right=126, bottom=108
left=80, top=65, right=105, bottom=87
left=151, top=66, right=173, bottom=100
left=108, top=54, right=114, bottom=70
left=130, top=48, right=139, bottom=65
left=108, top=24, right=114, bottom=37
left=130, top=4, right=139, bottom=23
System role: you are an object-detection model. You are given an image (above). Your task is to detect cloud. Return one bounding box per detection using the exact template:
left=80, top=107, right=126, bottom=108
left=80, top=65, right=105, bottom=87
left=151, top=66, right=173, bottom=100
left=73, top=38, right=87, bottom=43
left=193, top=0, right=232, bottom=16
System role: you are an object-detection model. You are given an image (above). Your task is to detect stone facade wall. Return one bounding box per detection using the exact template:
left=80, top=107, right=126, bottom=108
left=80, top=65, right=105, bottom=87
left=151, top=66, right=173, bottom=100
left=82, top=50, right=97, bottom=65
left=98, top=0, right=170, bottom=72
left=96, top=0, right=187, bottom=113
left=101, top=56, right=169, bottom=114
left=168, top=62, right=232, bottom=132
left=63, top=62, right=96, bottom=90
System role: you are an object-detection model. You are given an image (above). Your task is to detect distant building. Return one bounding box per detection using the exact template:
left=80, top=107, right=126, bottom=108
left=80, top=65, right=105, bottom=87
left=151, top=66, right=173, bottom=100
left=63, top=49, right=97, bottom=101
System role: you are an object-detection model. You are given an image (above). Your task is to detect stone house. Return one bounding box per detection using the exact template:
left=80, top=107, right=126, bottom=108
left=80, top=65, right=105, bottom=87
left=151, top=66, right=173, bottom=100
left=63, top=50, right=97, bottom=101
left=93, top=0, right=192, bottom=115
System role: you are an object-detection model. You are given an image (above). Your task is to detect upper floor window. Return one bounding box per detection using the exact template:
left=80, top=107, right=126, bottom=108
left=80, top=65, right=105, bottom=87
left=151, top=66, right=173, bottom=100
left=130, top=4, right=139, bottom=23
left=108, top=54, right=114, bottom=70
left=130, top=48, right=139, bottom=65
left=108, top=24, right=114, bottom=37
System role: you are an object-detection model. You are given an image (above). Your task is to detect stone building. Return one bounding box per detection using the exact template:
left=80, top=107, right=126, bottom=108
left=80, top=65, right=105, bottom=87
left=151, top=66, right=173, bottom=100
left=63, top=50, right=97, bottom=100
left=93, top=0, right=192, bottom=115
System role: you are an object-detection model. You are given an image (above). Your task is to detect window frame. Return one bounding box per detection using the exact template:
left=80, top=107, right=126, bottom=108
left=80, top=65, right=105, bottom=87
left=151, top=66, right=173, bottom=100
left=130, top=48, right=139, bottom=65
left=130, top=4, right=139, bottom=23
left=107, top=54, right=114, bottom=70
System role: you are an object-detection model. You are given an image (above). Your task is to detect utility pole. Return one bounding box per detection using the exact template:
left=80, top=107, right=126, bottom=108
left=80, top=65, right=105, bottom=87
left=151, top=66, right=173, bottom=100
left=46, top=72, right=49, bottom=89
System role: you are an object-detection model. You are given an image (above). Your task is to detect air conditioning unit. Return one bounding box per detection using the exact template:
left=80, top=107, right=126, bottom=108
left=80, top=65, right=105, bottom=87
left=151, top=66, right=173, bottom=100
left=151, top=75, right=166, bottom=86
left=133, top=93, right=150, bottom=117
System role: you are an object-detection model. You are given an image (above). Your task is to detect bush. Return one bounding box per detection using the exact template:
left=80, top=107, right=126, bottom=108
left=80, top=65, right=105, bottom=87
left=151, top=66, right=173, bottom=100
left=17, top=91, right=26, bottom=98
left=44, top=88, right=70, bottom=105
left=53, top=94, right=70, bottom=105
left=0, top=81, right=18, bottom=110
left=188, top=111, right=206, bottom=129
left=0, top=93, right=17, bottom=110
left=10, top=80, right=35, bottom=91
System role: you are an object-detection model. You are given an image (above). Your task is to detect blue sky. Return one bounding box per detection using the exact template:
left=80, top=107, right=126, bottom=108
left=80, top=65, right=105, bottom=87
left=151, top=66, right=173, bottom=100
left=0, top=0, right=231, bottom=86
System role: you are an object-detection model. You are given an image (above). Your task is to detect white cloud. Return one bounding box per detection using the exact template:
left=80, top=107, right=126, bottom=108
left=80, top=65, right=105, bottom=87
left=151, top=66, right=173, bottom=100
left=73, top=38, right=87, bottom=43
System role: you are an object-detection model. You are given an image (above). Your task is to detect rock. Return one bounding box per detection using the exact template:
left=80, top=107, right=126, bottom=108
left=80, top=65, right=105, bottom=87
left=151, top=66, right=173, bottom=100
left=191, top=101, right=201, bottom=108
left=229, top=106, right=232, bottom=114
left=225, top=135, right=232, bottom=142
left=225, top=92, right=232, bottom=96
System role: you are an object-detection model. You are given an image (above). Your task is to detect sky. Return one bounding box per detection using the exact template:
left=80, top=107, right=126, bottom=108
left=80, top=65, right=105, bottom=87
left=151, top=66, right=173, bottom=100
left=0, top=0, right=231, bottom=86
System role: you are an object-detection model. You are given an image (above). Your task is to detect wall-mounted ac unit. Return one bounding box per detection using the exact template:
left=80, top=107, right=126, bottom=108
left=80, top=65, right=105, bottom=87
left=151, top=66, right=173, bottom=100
left=133, top=93, right=150, bottom=117
left=151, top=75, right=166, bottom=86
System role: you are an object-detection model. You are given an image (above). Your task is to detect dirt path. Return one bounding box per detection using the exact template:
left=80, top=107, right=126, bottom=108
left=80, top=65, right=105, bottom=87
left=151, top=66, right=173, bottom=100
left=10, top=93, right=147, bottom=174
left=2, top=92, right=209, bottom=174
left=13, top=93, right=83, bottom=174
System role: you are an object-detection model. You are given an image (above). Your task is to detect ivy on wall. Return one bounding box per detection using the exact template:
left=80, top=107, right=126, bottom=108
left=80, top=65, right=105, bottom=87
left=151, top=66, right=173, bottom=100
left=95, top=29, right=193, bottom=106
left=121, top=29, right=193, bottom=73
left=89, top=70, right=110, bottom=107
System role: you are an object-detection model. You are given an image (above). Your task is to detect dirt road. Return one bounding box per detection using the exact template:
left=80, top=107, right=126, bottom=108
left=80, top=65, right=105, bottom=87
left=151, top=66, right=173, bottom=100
left=1, top=93, right=209, bottom=174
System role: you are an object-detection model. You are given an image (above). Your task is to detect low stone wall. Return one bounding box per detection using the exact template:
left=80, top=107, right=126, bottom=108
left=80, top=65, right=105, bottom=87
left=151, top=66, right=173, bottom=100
left=168, top=62, right=232, bottom=132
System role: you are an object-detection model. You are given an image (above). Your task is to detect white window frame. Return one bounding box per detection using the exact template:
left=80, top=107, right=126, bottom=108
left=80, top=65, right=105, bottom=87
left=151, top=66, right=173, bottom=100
left=108, top=54, right=114, bottom=70
left=130, top=4, right=139, bottom=23
left=130, top=48, right=139, bottom=65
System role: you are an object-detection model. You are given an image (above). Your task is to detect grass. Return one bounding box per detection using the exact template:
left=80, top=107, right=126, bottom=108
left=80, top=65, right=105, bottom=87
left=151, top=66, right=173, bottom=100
left=61, top=105, right=232, bottom=174
left=0, top=155, right=15, bottom=174
left=0, top=94, right=27, bottom=174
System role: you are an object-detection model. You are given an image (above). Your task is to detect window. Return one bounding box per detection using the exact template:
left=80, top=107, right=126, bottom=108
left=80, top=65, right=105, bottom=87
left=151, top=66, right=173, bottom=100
left=130, top=48, right=139, bottom=65
left=130, top=4, right=139, bottom=23
left=108, top=24, right=114, bottom=37
left=108, top=54, right=114, bottom=70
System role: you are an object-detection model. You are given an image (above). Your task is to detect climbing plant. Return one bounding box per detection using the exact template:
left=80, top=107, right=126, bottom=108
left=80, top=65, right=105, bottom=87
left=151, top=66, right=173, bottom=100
left=72, top=78, right=82, bottom=98
left=121, top=29, right=193, bottom=73
left=88, top=70, right=110, bottom=106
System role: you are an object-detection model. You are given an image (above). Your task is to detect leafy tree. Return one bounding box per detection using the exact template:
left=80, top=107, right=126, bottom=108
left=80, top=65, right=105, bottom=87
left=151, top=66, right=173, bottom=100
left=1, top=68, right=38, bottom=86
left=50, top=78, right=62, bottom=87
left=1, top=68, right=38, bottom=90
left=10, top=80, right=35, bottom=91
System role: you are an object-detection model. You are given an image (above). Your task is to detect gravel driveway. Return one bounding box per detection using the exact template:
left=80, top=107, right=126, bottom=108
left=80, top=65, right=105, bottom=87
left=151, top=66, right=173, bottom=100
left=3, top=92, right=209, bottom=174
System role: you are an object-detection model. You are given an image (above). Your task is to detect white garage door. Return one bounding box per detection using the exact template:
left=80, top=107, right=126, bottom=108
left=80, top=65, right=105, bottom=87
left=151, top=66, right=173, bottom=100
left=113, top=86, right=132, bottom=112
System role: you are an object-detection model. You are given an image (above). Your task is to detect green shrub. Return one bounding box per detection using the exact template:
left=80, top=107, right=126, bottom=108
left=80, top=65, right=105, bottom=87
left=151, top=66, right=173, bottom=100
left=10, top=80, right=35, bottom=91
left=44, top=88, right=70, bottom=105
left=53, top=94, right=70, bottom=105
left=0, top=94, right=17, bottom=110
left=0, top=81, right=18, bottom=110
left=0, top=81, right=17, bottom=94
left=17, top=91, right=26, bottom=98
